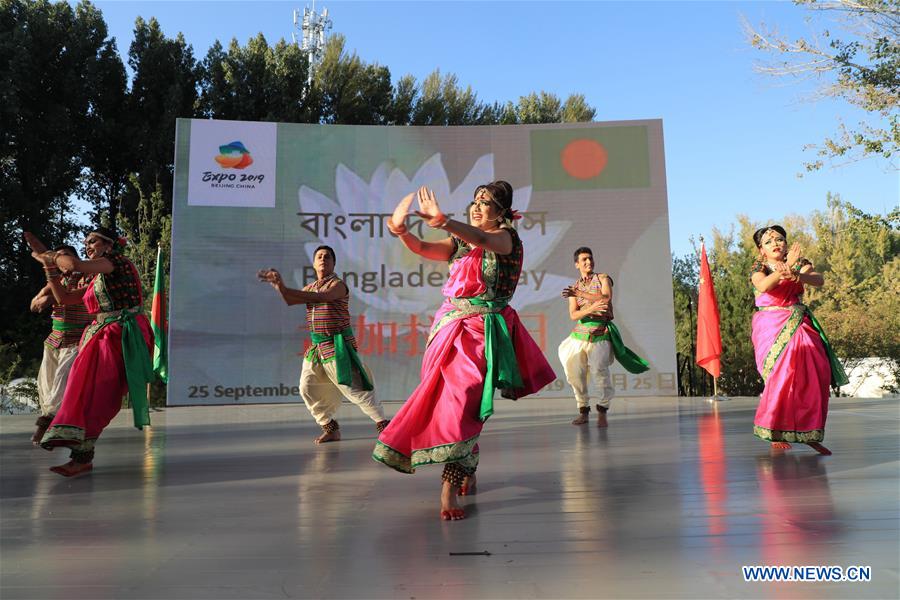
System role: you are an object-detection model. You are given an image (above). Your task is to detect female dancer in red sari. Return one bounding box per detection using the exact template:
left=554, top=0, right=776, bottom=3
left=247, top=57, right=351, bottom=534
left=373, top=182, right=556, bottom=520
left=26, top=228, right=154, bottom=476
left=750, top=225, right=847, bottom=455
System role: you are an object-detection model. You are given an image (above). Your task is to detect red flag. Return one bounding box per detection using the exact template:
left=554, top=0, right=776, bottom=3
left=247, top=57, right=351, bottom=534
left=696, top=243, right=722, bottom=378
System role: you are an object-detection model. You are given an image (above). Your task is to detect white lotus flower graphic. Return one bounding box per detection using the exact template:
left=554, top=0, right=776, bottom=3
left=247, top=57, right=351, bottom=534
left=296, top=153, right=572, bottom=319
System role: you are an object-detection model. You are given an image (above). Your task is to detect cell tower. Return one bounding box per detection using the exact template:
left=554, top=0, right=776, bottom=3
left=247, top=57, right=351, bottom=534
left=293, top=2, right=332, bottom=87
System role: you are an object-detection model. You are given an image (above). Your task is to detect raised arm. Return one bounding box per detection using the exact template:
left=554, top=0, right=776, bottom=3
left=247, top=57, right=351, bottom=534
left=387, top=191, right=456, bottom=261
left=25, top=232, right=113, bottom=276
left=26, top=252, right=88, bottom=306
left=258, top=269, right=348, bottom=306
left=414, top=187, right=513, bottom=256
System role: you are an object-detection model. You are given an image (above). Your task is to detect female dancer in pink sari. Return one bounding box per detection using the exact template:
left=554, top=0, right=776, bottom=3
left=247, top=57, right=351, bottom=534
left=373, top=182, right=555, bottom=520
left=750, top=226, right=847, bottom=455
left=26, top=228, right=154, bottom=476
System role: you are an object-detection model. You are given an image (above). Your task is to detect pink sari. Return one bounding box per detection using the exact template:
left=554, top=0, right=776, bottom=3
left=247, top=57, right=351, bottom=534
left=41, top=271, right=153, bottom=452
left=373, top=245, right=555, bottom=473
left=751, top=279, right=831, bottom=443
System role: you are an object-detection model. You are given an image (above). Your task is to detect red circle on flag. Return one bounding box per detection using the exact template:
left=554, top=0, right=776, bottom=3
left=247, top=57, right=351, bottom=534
left=560, top=139, right=608, bottom=180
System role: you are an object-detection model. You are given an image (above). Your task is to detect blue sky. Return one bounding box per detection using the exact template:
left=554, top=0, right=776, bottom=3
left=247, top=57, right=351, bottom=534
left=90, top=0, right=898, bottom=256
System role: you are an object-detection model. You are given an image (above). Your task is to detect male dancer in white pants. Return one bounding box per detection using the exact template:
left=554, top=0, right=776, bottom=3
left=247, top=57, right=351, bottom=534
left=259, top=245, right=388, bottom=443
left=29, top=245, right=91, bottom=444
left=558, top=246, right=649, bottom=428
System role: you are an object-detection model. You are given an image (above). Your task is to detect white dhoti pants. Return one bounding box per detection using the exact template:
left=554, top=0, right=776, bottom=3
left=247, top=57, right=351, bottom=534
left=558, top=336, right=615, bottom=410
left=37, top=345, right=79, bottom=416
left=299, top=358, right=385, bottom=426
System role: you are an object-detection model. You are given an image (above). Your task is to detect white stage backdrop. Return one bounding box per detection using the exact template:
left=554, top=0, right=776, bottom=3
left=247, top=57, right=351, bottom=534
left=168, top=119, right=676, bottom=405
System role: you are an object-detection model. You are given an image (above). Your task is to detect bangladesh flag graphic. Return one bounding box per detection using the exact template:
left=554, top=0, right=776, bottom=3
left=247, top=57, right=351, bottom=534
left=151, top=245, right=168, bottom=384
left=530, top=125, right=650, bottom=191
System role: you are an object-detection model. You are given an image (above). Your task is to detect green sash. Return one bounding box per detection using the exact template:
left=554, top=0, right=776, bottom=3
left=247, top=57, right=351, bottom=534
left=759, top=305, right=849, bottom=387
left=470, top=298, right=523, bottom=422
left=579, top=319, right=650, bottom=374
left=309, top=328, right=373, bottom=391
left=52, top=321, right=86, bottom=331
left=96, top=308, right=154, bottom=430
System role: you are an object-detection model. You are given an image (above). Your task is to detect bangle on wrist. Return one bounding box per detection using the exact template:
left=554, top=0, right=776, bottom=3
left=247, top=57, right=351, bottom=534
left=427, top=213, right=449, bottom=229
left=386, top=221, right=409, bottom=236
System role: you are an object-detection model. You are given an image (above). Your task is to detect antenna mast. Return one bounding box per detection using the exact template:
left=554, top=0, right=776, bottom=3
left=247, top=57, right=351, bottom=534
left=292, top=1, right=332, bottom=87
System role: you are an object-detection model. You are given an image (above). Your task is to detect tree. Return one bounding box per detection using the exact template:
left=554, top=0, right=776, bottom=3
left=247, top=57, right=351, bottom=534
left=410, top=69, right=487, bottom=125
left=198, top=34, right=316, bottom=123
left=0, top=0, right=119, bottom=377
left=316, top=34, right=393, bottom=125
left=744, top=0, right=900, bottom=171
left=118, top=177, right=172, bottom=300
left=804, top=195, right=900, bottom=367
left=124, top=16, right=199, bottom=226
left=516, top=91, right=562, bottom=124
left=78, top=26, right=132, bottom=225
left=672, top=196, right=899, bottom=396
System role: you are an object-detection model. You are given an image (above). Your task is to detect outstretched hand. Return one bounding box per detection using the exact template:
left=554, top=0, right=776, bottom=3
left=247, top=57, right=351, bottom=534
left=390, top=192, right=415, bottom=232
left=413, top=186, right=443, bottom=222
left=257, top=268, right=284, bottom=290
left=24, top=232, right=55, bottom=265
left=785, top=242, right=802, bottom=267
left=24, top=232, right=48, bottom=255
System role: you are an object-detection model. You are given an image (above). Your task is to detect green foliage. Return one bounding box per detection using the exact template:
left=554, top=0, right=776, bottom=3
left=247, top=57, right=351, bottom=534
left=122, top=17, right=199, bottom=224
left=118, top=177, right=172, bottom=304
left=673, top=196, right=899, bottom=396
left=1, top=0, right=120, bottom=378
left=3, top=0, right=599, bottom=385
left=708, top=221, right=765, bottom=396
left=746, top=0, right=900, bottom=170
left=0, top=350, right=39, bottom=413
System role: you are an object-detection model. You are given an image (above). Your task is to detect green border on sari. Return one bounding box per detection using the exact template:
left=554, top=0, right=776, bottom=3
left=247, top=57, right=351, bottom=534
left=754, top=425, right=824, bottom=443
left=372, top=435, right=480, bottom=474
left=759, top=304, right=849, bottom=387
left=761, top=305, right=806, bottom=382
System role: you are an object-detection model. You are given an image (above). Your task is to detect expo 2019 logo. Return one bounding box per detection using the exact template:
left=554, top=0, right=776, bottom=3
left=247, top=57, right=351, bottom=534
left=214, top=141, right=254, bottom=169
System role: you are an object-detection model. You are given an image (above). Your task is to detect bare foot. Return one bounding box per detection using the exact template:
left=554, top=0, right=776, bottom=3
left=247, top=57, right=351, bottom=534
left=596, top=412, right=608, bottom=428
left=458, top=474, right=477, bottom=496
left=316, top=430, right=341, bottom=444
left=315, top=430, right=340, bottom=444
left=32, top=416, right=53, bottom=446
left=807, top=442, right=832, bottom=456
left=440, top=480, right=466, bottom=520
left=314, top=420, right=340, bottom=444
left=31, top=428, right=44, bottom=446
left=770, top=442, right=792, bottom=451
left=572, top=411, right=589, bottom=425
left=49, top=461, right=93, bottom=477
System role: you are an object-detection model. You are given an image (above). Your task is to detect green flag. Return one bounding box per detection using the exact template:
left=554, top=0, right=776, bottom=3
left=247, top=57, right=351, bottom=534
left=530, top=125, right=650, bottom=191
left=150, top=245, right=168, bottom=383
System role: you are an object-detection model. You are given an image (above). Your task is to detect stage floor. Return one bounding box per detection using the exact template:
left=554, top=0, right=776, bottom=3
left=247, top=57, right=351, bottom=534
left=1, top=396, right=898, bottom=599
